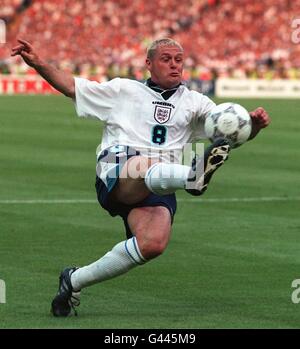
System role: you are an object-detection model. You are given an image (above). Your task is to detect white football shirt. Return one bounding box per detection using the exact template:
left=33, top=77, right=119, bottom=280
left=74, top=77, right=215, bottom=163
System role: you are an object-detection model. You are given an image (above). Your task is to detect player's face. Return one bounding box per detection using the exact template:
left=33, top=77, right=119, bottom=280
left=146, top=46, right=184, bottom=89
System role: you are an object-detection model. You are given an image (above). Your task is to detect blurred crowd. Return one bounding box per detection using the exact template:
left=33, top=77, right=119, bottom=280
left=1, top=0, right=300, bottom=80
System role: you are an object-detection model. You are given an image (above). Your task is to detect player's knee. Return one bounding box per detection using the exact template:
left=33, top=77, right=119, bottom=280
left=137, top=234, right=169, bottom=260
left=129, top=206, right=172, bottom=260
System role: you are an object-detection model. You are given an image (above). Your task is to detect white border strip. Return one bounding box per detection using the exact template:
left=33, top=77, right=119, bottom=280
left=0, top=197, right=299, bottom=204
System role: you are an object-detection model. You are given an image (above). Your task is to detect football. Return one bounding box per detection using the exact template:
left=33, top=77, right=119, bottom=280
left=204, top=102, right=252, bottom=148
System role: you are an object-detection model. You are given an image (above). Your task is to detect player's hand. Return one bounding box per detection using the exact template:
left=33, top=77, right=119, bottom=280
left=11, top=39, right=42, bottom=68
left=249, top=107, right=271, bottom=129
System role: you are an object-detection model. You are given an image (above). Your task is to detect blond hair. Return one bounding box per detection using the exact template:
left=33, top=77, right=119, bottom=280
left=147, top=38, right=183, bottom=60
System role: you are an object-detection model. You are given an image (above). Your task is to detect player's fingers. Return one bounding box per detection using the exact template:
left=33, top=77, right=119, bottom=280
left=17, top=39, right=33, bottom=50
left=249, top=111, right=259, bottom=119
left=258, top=114, right=270, bottom=128
left=261, top=110, right=269, bottom=119
left=256, top=107, right=265, bottom=113
left=11, top=47, right=26, bottom=55
left=11, top=44, right=24, bottom=51
left=17, top=38, right=30, bottom=45
left=255, top=107, right=266, bottom=118
left=250, top=108, right=270, bottom=128
left=263, top=114, right=271, bottom=126
left=20, top=51, right=31, bottom=59
left=251, top=108, right=267, bottom=119
left=11, top=46, right=26, bottom=54
left=11, top=48, right=23, bottom=56
left=257, top=109, right=265, bottom=117
left=257, top=112, right=267, bottom=120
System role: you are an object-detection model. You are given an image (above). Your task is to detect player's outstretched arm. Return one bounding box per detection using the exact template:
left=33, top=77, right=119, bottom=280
left=248, top=107, right=271, bottom=140
left=11, top=39, right=75, bottom=98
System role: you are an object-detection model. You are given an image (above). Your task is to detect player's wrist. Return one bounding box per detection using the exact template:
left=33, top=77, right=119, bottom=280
left=248, top=122, right=260, bottom=140
left=32, top=58, right=48, bottom=71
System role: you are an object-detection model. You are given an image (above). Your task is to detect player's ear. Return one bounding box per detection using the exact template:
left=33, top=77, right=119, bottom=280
left=146, top=58, right=152, bottom=70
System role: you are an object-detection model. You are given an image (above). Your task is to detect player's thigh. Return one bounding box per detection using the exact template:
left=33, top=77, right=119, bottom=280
left=127, top=206, right=172, bottom=259
left=112, top=156, right=158, bottom=205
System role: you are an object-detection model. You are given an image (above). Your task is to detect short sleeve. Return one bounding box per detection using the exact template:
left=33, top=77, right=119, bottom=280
left=196, top=93, right=216, bottom=120
left=73, top=77, right=121, bottom=121
left=190, top=92, right=216, bottom=141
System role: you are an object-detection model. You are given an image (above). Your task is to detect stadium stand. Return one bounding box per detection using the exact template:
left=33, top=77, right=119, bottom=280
left=1, top=0, right=300, bottom=80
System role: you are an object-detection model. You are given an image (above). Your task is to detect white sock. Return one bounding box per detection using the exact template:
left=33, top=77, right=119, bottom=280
left=144, top=162, right=190, bottom=195
left=70, top=236, right=146, bottom=291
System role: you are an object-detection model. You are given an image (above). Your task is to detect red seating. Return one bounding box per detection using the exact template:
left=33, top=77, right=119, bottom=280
left=1, top=0, right=299, bottom=79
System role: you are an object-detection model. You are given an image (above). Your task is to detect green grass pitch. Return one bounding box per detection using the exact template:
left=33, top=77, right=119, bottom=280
left=0, top=95, right=299, bottom=329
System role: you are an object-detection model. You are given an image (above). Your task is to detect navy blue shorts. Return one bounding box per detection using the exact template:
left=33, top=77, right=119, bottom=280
left=95, top=145, right=177, bottom=238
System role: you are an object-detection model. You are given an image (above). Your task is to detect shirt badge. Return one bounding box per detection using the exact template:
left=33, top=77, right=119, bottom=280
left=153, top=105, right=172, bottom=124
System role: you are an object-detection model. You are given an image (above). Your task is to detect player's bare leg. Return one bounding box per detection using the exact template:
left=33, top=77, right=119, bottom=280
left=112, top=155, right=191, bottom=204
left=111, top=140, right=230, bottom=204
left=51, top=143, right=229, bottom=316
left=110, top=156, right=158, bottom=205
left=127, top=206, right=172, bottom=259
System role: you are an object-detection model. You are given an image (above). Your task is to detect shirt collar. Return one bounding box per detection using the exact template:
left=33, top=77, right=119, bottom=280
left=146, top=78, right=182, bottom=100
